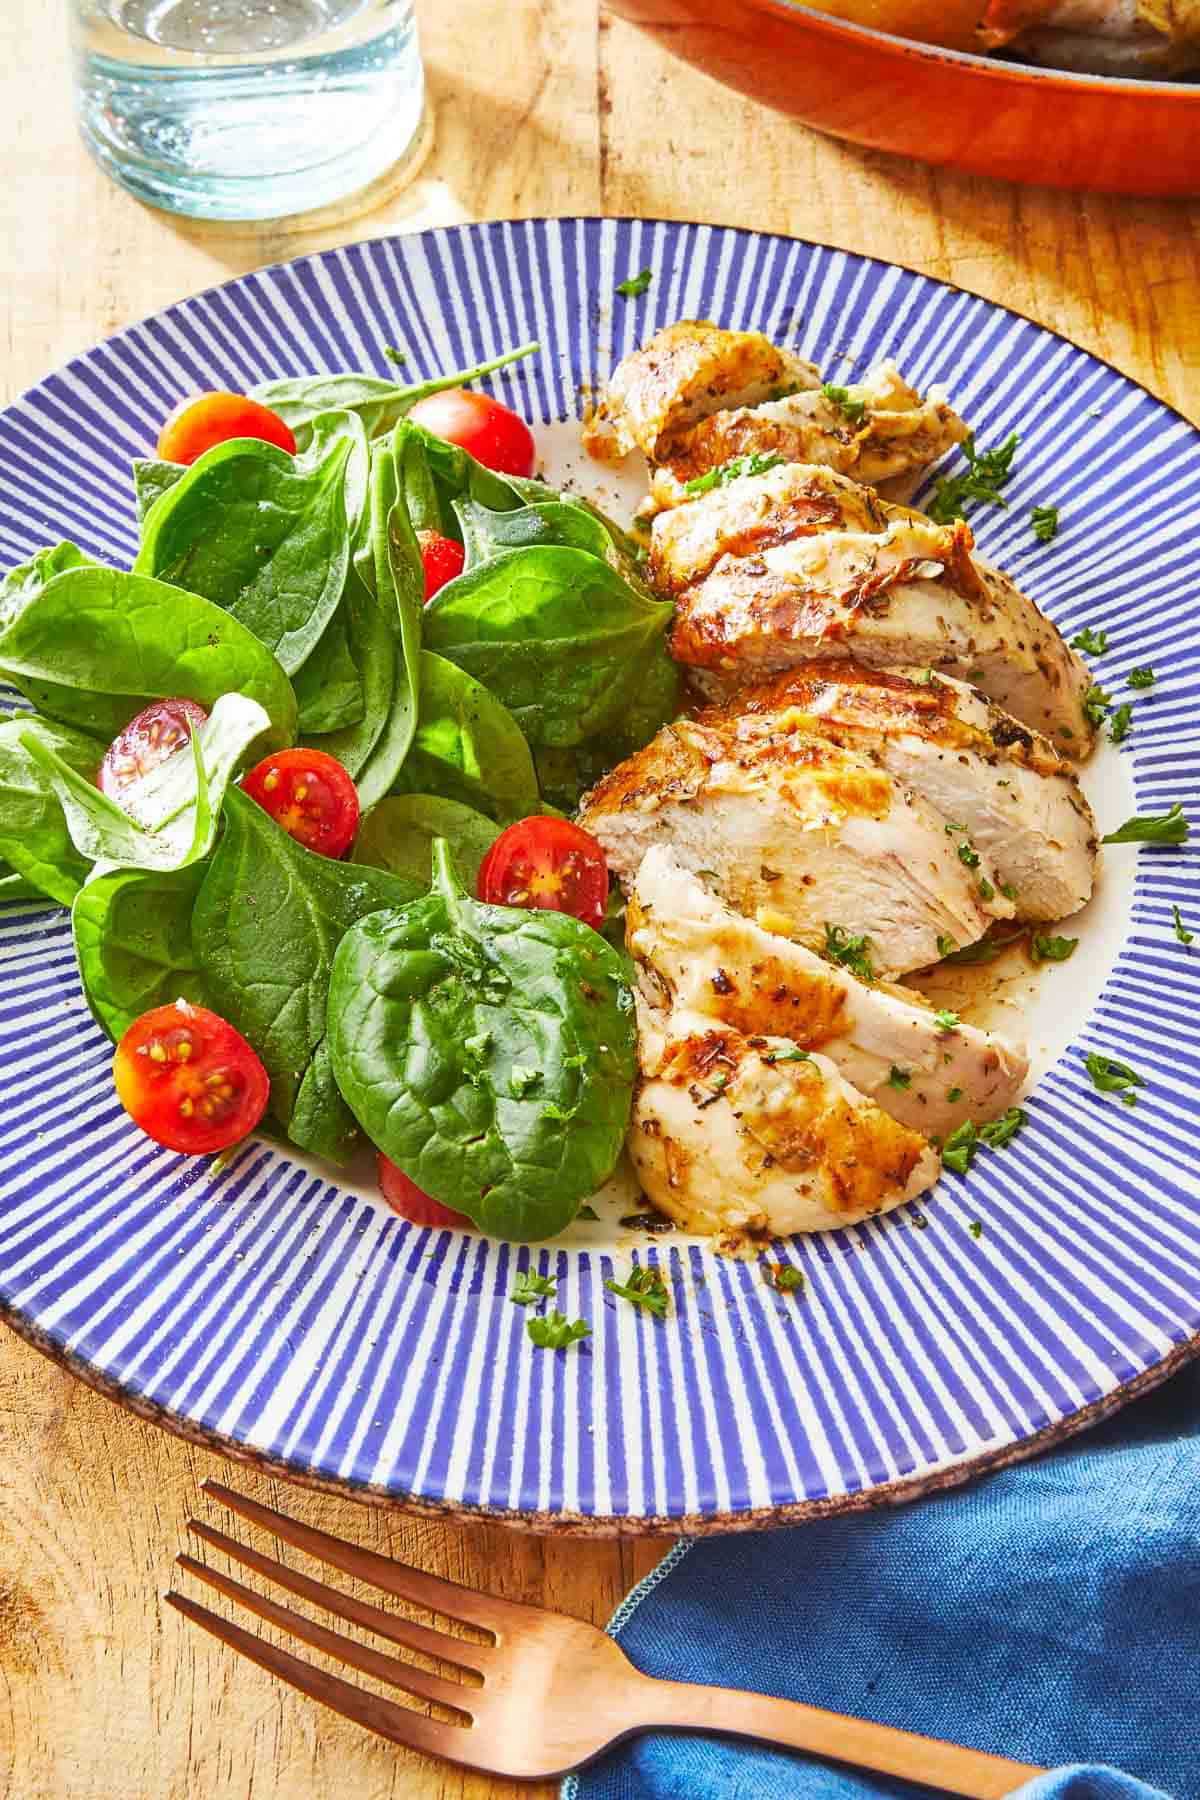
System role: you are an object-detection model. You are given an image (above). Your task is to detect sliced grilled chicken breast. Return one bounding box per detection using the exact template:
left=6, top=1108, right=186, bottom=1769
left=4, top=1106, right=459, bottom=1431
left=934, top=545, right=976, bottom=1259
left=648, top=360, right=968, bottom=509
left=650, top=461, right=1095, bottom=751
left=721, top=662, right=1098, bottom=922
left=578, top=709, right=1014, bottom=979
left=629, top=1007, right=940, bottom=1240
left=630, top=847, right=1029, bottom=1139
left=582, top=321, right=819, bottom=465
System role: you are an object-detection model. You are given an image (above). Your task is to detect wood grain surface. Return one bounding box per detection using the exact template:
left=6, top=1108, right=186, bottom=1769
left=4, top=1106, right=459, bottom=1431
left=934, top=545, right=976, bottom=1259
left=1, top=2, right=1197, bottom=1796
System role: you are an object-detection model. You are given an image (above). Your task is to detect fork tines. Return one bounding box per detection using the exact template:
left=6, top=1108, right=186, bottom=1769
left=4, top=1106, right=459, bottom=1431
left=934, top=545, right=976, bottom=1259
left=166, top=1480, right=500, bottom=1766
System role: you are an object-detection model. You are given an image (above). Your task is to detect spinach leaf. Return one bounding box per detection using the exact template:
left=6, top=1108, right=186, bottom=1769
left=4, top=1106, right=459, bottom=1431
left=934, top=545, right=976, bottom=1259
left=293, top=607, right=365, bottom=735
left=454, top=496, right=647, bottom=591
left=0, top=715, right=101, bottom=903
left=133, top=433, right=352, bottom=676
left=249, top=343, right=538, bottom=448
left=354, top=794, right=500, bottom=891
left=132, top=459, right=185, bottom=523
left=192, top=786, right=423, bottom=1161
left=0, top=566, right=297, bottom=748
left=352, top=436, right=423, bottom=811
left=327, top=841, right=636, bottom=1239
left=0, top=863, right=43, bottom=903
left=423, top=546, right=675, bottom=747
left=23, top=692, right=269, bottom=872
left=305, top=408, right=371, bottom=536
left=1, top=540, right=96, bottom=631
left=301, top=561, right=392, bottom=777
left=72, top=863, right=211, bottom=1040
left=410, top=425, right=523, bottom=525
left=390, top=650, right=540, bottom=823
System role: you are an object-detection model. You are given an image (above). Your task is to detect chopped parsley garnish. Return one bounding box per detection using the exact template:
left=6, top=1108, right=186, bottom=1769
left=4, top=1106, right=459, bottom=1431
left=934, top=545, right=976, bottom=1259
left=1173, top=905, right=1193, bottom=946
left=968, top=1220, right=985, bottom=1240
left=1071, top=625, right=1108, bottom=655
left=888, top=1065, right=912, bottom=1090
left=1084, top=1051, right=1144, bottom=1107
left=764, top=1261, right=805, bottom=1294
left=616, top=267, right=653, bottom=298
left=693, top=1072, right=730, bottom=1109
left=947, top=1086, right=963, bottom=1103
left=383, top=345, right=408, bottom=367
left=605, top=1264, right=670, bottom=1317
left=1128, top=665, right=1156, bottom=689
left=1102, top=806, right=1189, bottom=846
left=979, top=1106, right=1026, bottom=1148
left=1030, top=933, right=1078, bottom=964
left=942, top=1120, right=978, bottom=1175
left=943, top=925, right=1026, bottom=966
left=956, top=839, right=981, bottom=870
left=1031, top=504, right=1060, bottom=543
left=820, top=382, right=867, bottom=425
left=510, top=1270, right=557, bottom=1306
left=999, top=882, right=1019, bottom=901
left=934, top=1010, right=960, bottom=1034
left=926, top=432, right=1019, bottom=525
left=527, top=1311, right=591, bottom=1349
left=1082, top=685, right=1112, bottom=729
left=763, top=1041, right=811, bottom=1065
left=684, top=450, right=785, bottom=495
left=978, top=876, right=995, bottom=902
left=1109, top=703, right=1134, bottom=745
left=822, top=923, right=876, bottom=983
left=577, top=1204, right=600, bottom=1221
left=912, top=668, right=935, bottom=686
left=936, top=934, right=958, bottom=958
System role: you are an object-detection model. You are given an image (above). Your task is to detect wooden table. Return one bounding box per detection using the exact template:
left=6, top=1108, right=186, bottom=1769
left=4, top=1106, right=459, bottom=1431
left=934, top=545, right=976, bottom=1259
left=2, top=2, right=1197, bottom=1796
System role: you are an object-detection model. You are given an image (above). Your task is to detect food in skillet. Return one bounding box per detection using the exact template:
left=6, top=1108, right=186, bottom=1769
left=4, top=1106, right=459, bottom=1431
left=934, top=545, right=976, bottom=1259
left=0, top=315, right=1175, bottom=1268
left=800, top=0, right=1200, bottom=75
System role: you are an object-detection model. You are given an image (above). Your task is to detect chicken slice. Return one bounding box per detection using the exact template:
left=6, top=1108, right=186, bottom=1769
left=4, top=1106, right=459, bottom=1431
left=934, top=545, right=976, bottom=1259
left=651, top=461, right=1095, bottom=752
left=582, top=321, right=819, bottom=465
left=631, top=846, right=1029, bottom=1140
left=578, top=709, right=1014, bottom=979
left=629, top=1008, right=940, bottom=1241
left=647, top=360, right=969, bottom=509
left=719, top=661, right=1098, bottom=922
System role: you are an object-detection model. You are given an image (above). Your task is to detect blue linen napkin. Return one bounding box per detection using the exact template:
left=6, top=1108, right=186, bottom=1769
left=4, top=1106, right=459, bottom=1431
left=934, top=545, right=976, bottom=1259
left=564, top=1363, right=1200, bottom=1800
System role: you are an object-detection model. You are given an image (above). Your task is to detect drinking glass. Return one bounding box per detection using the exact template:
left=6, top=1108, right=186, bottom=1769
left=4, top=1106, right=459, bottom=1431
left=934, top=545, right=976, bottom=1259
left=68, top=0, right=424, bottom=221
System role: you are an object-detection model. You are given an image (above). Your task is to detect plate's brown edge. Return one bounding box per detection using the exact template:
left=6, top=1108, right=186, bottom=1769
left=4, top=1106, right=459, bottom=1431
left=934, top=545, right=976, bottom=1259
left=6, top=1300, right=1199, bottom=1537
left=3, top=218, right=1200, bottom=1537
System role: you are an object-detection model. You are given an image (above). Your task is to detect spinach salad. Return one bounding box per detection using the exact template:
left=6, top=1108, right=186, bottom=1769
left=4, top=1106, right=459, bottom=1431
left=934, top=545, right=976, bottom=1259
left=0, top=345, right=674, bottom=1243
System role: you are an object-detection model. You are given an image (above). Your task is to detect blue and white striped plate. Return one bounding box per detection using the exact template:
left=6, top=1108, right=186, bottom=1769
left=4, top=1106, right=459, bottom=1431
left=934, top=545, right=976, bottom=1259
left=2, top=219, right=1198, bottom=1531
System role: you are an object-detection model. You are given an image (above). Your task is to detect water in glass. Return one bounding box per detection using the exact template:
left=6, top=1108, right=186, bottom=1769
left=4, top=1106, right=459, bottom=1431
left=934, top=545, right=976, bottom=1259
left=69, top=0, right=423, bottom=220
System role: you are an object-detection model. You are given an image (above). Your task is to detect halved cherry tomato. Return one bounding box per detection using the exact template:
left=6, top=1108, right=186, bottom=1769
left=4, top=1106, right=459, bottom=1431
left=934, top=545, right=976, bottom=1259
left=157, top=391, right=296, bottom=465
left=113, top=1001, right=269, bottom=1155
left=416, top=529, right=465, bottom=602
left=241, top=748, right=360, bottom=859
left=477, top=816, right=609, bottom=930
left=377, top=1153, right=473, bottom=1229
left=97, top=698, right=207, bottom=801
left=406, top=389, right=536, bottom=478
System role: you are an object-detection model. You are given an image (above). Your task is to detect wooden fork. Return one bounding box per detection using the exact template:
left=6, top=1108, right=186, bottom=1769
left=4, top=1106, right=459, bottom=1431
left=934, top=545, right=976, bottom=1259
left=167, top=1481, right=1043, bottom=1796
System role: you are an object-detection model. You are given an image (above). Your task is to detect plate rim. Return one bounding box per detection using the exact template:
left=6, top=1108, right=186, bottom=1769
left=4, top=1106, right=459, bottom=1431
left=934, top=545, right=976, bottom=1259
left=3, top=214, right=1199, bottom=1532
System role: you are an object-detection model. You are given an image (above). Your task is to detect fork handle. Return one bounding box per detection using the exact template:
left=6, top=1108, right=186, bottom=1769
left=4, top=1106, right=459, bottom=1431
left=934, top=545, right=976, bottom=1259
left=640, top=1678, right=1044, bottom=1798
